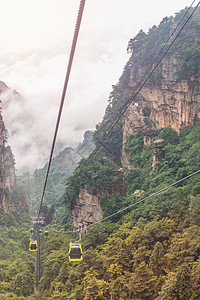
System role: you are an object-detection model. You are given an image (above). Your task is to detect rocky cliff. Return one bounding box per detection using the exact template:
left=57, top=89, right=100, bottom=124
left=121, top=12, right=200, bottom=170
left=0, top=104, right=16, bottom=212
left=71, top=8, right=200, bottom=229
left=72, top=188, right=103, bottom=233
left=71, top=169, right=126, bottom=232
left=122, top=79, right=200, bottom=169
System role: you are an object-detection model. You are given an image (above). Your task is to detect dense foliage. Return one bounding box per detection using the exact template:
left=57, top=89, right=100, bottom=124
left=35, top=121, right=200, bottom=299
left=3, top=6, right=200, bottom=300
left=93, top=85, right=129, bottom=165
left=122, top=7, right=200, bottom=89
left=64, top=154, right=122, bottom=212
left=0, top=187, right=35, bottom=299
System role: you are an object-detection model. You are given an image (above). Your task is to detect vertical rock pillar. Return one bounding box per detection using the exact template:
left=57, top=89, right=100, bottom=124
left=152, top=139, right=165, bottom=170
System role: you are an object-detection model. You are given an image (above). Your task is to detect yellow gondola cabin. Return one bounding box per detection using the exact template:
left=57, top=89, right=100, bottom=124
left=29, top=240, right=38, bottom=252
left=69, top=242, right=83, bottom=262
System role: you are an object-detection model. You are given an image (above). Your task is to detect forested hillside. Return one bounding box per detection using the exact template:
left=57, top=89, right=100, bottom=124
left=38, top=121, right=200, bottom=299
left=2, top=5, right=200, bottom=300
left=0, top=188, right=34, bottom=298
left=33, top=6, right=200, bottom=299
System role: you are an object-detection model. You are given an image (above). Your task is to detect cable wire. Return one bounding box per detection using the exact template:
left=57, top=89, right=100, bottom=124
left=91, top=1, right=200, bottom=160
left=87, top=168, right=200, bottom=228
left=39, top=1, right=200, bottom=230
left=39, top=0, right=198, bottom=215
left=62, top=1, right=200, bottom=229
left=37, top=0, right=86, bottom=217
left=95, top=0, right=196, bottom=142
left=63, top=1, right=200, bottom=215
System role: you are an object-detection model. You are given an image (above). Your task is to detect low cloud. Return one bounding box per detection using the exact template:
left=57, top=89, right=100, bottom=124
left=0, top=0, right=190, bottom=174
left=0, top=43, right=127, bottom=174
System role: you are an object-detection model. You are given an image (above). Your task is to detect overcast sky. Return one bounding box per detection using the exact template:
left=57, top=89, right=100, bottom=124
left=0, top=0, right=194, bottom=174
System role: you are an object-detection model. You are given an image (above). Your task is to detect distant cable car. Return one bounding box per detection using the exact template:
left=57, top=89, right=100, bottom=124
left=44, top=230, right=49, bottom=236
left=69, top=242, right=83, bottom=262
left=30, top=228, right=34, bottom=234
left=39, top=229, right=42, bottom=234
left=29, top=240, right=38, bottom=252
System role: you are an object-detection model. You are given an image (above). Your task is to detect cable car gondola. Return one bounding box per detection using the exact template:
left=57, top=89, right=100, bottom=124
left=29, top=240, right=38, bottom=252
left=69, top=242, right=83, bottom=262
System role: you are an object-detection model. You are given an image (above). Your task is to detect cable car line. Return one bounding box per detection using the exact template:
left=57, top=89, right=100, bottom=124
left=87, top=168, right=200, bottom=228
left=51, top=149, right=87, bottom=209
left=60, top=1, right=200, bottom=224
left=37, top=0, right=86, bottom=218
left=94, top=0, right=197, bottom=140
left=31, top=1, right=87, bottom=288
left=29, top=1, right=200, bottom=282
left=50, top=229, right=75, bottom=233
left=69, top=242, right=83, bottom=262
left=89, top=1, right=200, bottom=163
left=38, top=0, right=198, bottom=219
left=42, top=169, right=200, bottom=260
left=58, top=2, right=199, bottom=213
left=29, top=240, right=38, bottom=252
left=57, top=0, right=200, bottom=233
left=39, top=148, right=86, bottom=210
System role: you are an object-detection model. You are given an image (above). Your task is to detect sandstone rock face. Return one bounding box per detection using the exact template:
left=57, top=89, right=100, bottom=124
left=2, top=195, right=8, bottom=212
left=72, top=188, right=103, bottom=233
left=71, top=170, right=126, bottom=232
left=122, top=81, right=200, bottom=169
left=0, top=111, right=16, bottom=212
left=152, top=139, right=165, bottom=170
left=72, top=42, right=200, bottom=229
left=4, top=146, right=16, bottom=191
left=121, top=52, right=200, bottom=170
left=0, top=111, right=5, bottom=147
left=121, top=101, right=150, bottom=172
left=140, top=82, right=199, bottom=132
left=0, top=113, right=7, bottom=212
